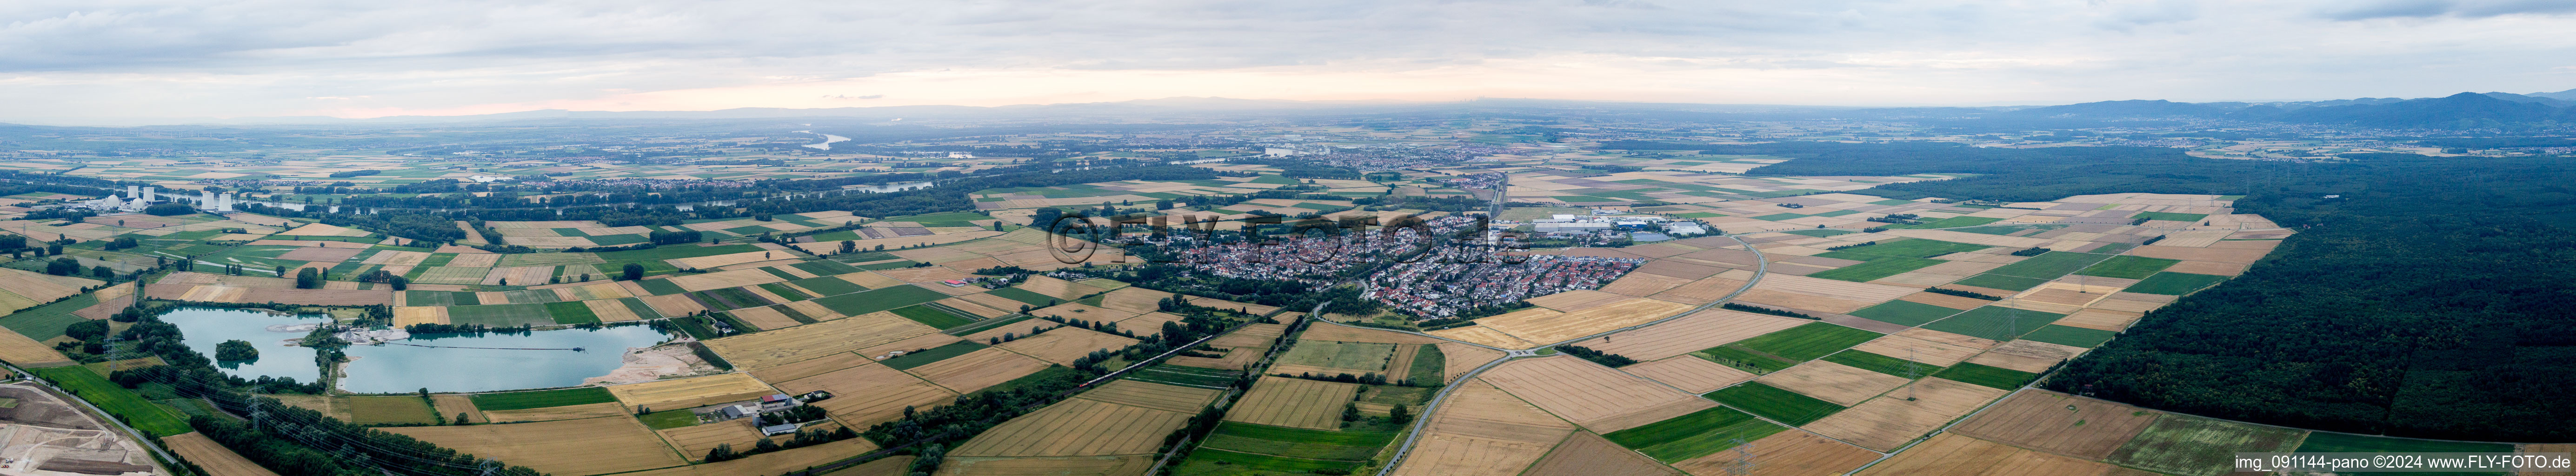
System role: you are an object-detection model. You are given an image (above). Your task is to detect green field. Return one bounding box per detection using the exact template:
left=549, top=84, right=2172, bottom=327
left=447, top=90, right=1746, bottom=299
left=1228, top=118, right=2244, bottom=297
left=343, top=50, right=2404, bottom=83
left=1908, top=216, right=2005, bottom=228
left=888, top=304, right=974, bottom=330
left=446, top=304, right=555, bottom=327
left=1807, top=257, right=1947, bottom=282
left=1124, top=364, right=1238, bottom=388
left=881, top=342, right=988, bottom=370
left=1777, top=229, right=1856, bottom=238
left=980, top=287, right=1061, bottom=307
left=883, top=212, right=992, bottom=227
left=1276, top=340, right=1396, bottom=372
left=638, top=410, right=699, bottom=430
left=1982, top=251, right=2116, bottom=280
left=1930, top=363, right=2037, bottom=390
left=787, top=276, right=869, bottom=296
left=2090, top=243, right=2137, bottom=254
left=1845, top=300, right=1967, bottom=327
left=1815, top=239, right=1990, bottom=260
left=2124, top=272, right=2231, bottom=295
left=1920, top=306, right=2068, bottom=341
left=811, top=284, right=951, bottom=316
left=2072, top=255, right=2182, bottom=279
left=0, top=294, right=100, bottom=340
left=2020, top=325, right=2120, bottom=348
left=1405, top=344, right=1444, bottom=384
left=1696, top=345, right=1798, bottom=372
left=756, top=283, right=812, bottom=301
left=1822, top=350, right=1938, bottom=377
left=468, top=386, right=617, bottom=410
left=1198, top=435, right=1379, bottom=461
left=1180, top=449, right=1359, bottom=473
left=790, top=260, right=862, bottom=276
left=31, top=367, right=192, bottom=437
left=2131, top=212, right=2209, bottom=222
left=1728, top=322, right=1884, bottom=361
left=1707, top=383, right=1844, bottom=426
left=2107, top=414, right=2310, bottom=476
left=1602, top=406, right=1789, bottom=462
left=596, top=244, right=765, bottom=262
left=1212, top=422, right=1397, bottom=446
left=697, top=287, right=770, bottom=310
left=634, top=278, right=687, bottom=296
left=543, top=301, right=601, bottom=324
left=2292, top=432, right=2512, bottom=476
left=1950, top=273, right=2050, bottom=291
left=344, top=396, right=439, bottom=424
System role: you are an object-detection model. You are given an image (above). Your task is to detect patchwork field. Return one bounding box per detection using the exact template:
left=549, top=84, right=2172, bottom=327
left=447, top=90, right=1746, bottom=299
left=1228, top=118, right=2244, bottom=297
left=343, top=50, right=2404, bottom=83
left=606, top=372, right=776, bottom=411
left=1225, top=377, right=1363, bottom=430
left=772, top=362, right=958, bottom=427
left=1478, top=356, right=1715, bottom=432
left=1387, top=380, right=1577, bottom=476
left=381, top=416, right=686, bottom=475
left=950, top=397, right=1195, bottom=457
left=704, top=314, right=939, bottom=370
left=1799, top=377, right=2011, bottom=451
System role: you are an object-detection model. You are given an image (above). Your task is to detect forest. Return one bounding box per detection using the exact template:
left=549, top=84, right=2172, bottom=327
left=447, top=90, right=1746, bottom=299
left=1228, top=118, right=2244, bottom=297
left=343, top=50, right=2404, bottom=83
left=1731, top=142, right=2576, bottom=442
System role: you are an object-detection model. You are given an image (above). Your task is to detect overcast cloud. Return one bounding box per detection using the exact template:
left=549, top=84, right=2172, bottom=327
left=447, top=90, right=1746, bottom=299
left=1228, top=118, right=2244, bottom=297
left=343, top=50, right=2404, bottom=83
left=2, top=0, right=2571, bottom=124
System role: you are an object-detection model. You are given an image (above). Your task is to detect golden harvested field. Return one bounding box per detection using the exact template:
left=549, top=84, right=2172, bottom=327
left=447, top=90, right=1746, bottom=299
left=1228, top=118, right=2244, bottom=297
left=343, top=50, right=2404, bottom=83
left=1950, top=391, right=2158, bottom=459
left=939, top=456, right=1147, bottom=476
left=1478, top=356, right=1713, bottom=431
left=905, top=347, right=1054, bottom=393
left=668, top=268, right=788, bottom=292
left=1475, top=298, right=1695, bottom=344
left=1110, top=311, right=1184, bottom=337
left=1028, top=303, right=1134, bottom=321
left=782, top=300, right=845, bottom=320
left=1736, top=274, right=1921, bottom=313
left=1224, top=377, right=1363, bottom=430
left=1435, top=342, right=1503, bottom=383
left=953, top=292, right=1033, bottom=314
left=729, top=306, right=799, bottom=330
left=2163, top=260, right=2247, bottom=276
left=1858, top=433, right=2155, bottom=476
left=1015, top=276, right=1104, bottom=300
left=995, top=328, right=1140, bottom=366
left=1578, top=309, right=1808, bottom=360
left=858, top=332, right=967, bottom=360
left=1524, top=289, right=1630, bottom=312
left=1645, top=275, right=1751, bottom=304
left=668, top=251, right=790, bottom=270
left=1850, top=328, right=1999, bottom=367
left=1298, top=325, right=1444, bottom=344
left=1093, top=287, right=1167, bottom=313
left=873, top=266, right=974, bottom=283
left=1801, top=377, right=2013, bottom=451
left=609, top=373, right=777, bottom=410
left=704, top=314, right=938, bottom=370
left=585, top=299, right=642, bottom=322
left=430, top=394, right=485, bottom=423
left=1595, top=271, right=1694, bottom=297
left=1672, top=430, right=1878, bottom=476
left=1757, top=360, right=1915, bottom=406
left=640, top=293, right=710, bottom=317
left=1621, top=356, right=1755, bottom=393
left=750, top=352, right=871, bottom=383
left=933, top=297, right=1009, bottom=318
left=278, top=222, right=366, bottom=236
left=661, top=420, right=764, bottom=458
left=2057, top=309, right=2144, bottom=332
left=1523, top=431, right=1680, bottom=476
left=479, top=266, right=553, bottom=286
left=164, top=432, right=281, bottom=476
left=483, top=402, right=628, bottom=423
left=951, top=397, right=1193, bottom=457
left=2126, top=244, right=2274, bottom=263
left=618, top=438, right=877, bottom=476
left=774, top=362, right=958, bottom=427
left=556, top=283, right=634, bottom=301
left=1426, top=325, right=1538, bottom=349
left=1206, top=323, right=1287, bottom=349
left=446, top=253, right=501, bottom=267
left=382, top=416, right=686, bottom=475
left=1072, top=380, right=1222, bottom=413
left=1966, top=340, right=2087, bottom=373
left=1389, top=380, right=1577, bottom=476
left=0, top=330, right=73, bottom=367
left=277, top=246, right=362, bottom=262
left=959, top=319, right=1064, bottom=344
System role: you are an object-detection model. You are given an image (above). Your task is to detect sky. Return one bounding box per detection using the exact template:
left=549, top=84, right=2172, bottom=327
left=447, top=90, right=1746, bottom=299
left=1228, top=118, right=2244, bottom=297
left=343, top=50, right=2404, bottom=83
left=4, top=0, right=2574, bottom=124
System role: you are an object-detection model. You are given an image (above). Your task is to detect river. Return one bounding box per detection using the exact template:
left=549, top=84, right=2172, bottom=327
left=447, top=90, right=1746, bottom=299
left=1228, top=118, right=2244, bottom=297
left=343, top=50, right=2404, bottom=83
left=794, top=130, right=850, bottom=150
left=158, top=307, right=672, bottom=393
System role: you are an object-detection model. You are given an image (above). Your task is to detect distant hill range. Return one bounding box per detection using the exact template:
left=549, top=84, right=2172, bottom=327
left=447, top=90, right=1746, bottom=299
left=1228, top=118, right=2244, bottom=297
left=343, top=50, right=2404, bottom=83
left=1984, top=89, right=2576, bottom=130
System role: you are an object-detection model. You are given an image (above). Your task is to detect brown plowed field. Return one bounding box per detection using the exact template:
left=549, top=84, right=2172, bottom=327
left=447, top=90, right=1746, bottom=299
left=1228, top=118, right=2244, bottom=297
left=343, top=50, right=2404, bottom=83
left=608, top=372, right=777, bottom=411
left=2163, top=260, right=2247, bottom=276
left=1622, top=356, right=1756, bottom=393
left=704, top=314, right=937, bottom=370
left=1849, top=328, right=1998, bottom=367
left=1671, top=430, right=1877, bottom=476
left=1390, top=380, right=1578, bottom=476
left=1966, top=340, right=2086, bottom=373
left=1476, top=298, right=1696, bottom=344
left=382, top=416, right=686, bottom=475
left=1800, top=377, right=2012, bottom=451
left=1950, top=391, right=2158, bottom=459
left=904, top=347, right=1053, bottom=393
left=1756, top=360, right=1914, bottom=406
left=1072, top=380, right=1221, bottom=413
left=1522, top=431, right=1680, bottom=476
left=1576, top=310, right=1808, bottom=361
left=2057, top=309, right=2144, bottom=331
left=773, top=362, right=958, bottom=427
left=164, top=432, right=282, bottom=476
left=1478, top=356, right=1710, bottom=430
left=997, top=328, right=1140, bottom=365
left=1299, top=324, right=1443, bottom=344
left=640, top=294, right=709, bottom=316
left=1224, top=377, right=1362, bottom=430
left=1857, top=433, right=2154, bottom=476
left=950, top=398, right=1192, bottom=457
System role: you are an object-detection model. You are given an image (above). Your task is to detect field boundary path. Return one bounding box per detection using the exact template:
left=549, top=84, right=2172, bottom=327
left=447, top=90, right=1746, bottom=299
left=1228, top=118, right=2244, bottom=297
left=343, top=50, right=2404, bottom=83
left=1366, top=233, right=1770, bottom=476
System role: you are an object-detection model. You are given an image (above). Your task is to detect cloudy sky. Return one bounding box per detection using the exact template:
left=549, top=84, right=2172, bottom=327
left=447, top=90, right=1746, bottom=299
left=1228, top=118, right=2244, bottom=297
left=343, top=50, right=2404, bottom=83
left=4, top=0, right=2573, bottom=124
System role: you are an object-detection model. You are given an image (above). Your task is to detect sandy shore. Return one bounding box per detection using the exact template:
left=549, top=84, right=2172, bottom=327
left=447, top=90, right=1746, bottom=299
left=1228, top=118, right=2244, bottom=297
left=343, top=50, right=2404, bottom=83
left=583, top=344, right=717, bottom=385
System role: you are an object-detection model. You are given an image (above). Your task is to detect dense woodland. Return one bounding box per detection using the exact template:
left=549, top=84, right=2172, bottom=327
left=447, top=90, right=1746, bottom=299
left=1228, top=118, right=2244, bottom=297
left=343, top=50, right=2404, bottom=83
left=1732, top=142, right=2576, bottom=441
